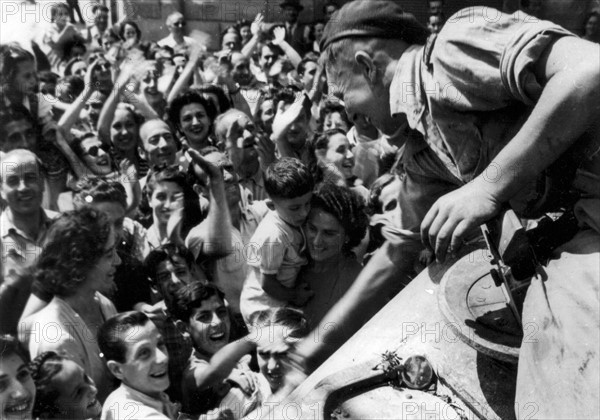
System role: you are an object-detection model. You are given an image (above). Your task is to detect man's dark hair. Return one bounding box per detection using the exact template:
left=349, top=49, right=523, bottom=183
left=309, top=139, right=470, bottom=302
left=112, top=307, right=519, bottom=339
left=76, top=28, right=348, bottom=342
left=92, top=4, right=109, bottom=14
left=98, top=311, right=150, bottom=363
left=144, top=243, right=195, bottom=285
left=171, top=282, right=225, bottom=323
left=264, top=157, right=314, bottom=200
left=0, top=104, right=36, bottom=137
left=297, top=57, right=317, bottom=77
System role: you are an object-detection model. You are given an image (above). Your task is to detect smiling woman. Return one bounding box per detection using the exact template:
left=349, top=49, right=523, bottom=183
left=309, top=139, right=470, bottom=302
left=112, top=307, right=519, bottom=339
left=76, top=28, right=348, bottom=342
left=18, top=207, right=120, bottom=403
left=167, top=90, right=218, bottom=151
left=301, top=181, right=369, bottom=326
left=30, top=351, right=102, bottom=420
left=0, top=335, right=35, bottom=420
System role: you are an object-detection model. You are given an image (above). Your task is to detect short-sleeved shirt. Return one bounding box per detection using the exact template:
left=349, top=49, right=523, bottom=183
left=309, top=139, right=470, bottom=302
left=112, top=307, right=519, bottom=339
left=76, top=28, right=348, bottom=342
left=157, top=34, right=194, bottom=50
left=239, top=211, right=308, bottom=323
left=185, top=186, right=269, bottom=315
left=387, top=8, right=593, bottom=237
left=1, top=208, right=57, bottom=282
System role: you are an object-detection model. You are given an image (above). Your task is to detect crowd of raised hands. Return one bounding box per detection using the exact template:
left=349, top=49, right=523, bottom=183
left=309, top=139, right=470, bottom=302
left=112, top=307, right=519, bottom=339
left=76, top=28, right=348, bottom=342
left=0, top=1, right=425, bottom=419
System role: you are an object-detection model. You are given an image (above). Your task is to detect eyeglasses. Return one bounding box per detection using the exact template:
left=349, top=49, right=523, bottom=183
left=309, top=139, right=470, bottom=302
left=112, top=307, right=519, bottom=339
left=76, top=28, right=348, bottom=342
left=83, top=144, right=109, bottom=157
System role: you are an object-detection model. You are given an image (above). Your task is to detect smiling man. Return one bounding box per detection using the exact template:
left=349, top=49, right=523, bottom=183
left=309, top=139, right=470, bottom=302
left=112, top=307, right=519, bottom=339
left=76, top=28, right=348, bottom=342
left=289, top=1, right=600, bottom=417
left=0, top=150, right=58, bottom=334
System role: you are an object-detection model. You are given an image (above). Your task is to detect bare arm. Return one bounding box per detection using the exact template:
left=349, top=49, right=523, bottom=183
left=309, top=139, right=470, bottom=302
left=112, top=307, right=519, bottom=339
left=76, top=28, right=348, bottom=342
left=97, top=67, right=132, bottom=146
left=271, top=94, right=309, bottom=158
left=421, top=36, right=600, bottom=262
left=241, top=13, right=265, bottom=58
left=272, top=27, right=301, bottom=68
left=58, top=61, right=98, bottom=132
left=167, top=43, right=205, bottom=104
left=259, top=273, right=297, bottom=301
left=188, top=149, right=232, bottom=259
left=191, top=337, right=256, bottom=390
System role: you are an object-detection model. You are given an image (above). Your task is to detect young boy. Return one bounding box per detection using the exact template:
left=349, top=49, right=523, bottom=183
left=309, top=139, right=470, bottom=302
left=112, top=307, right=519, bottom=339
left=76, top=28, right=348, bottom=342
left=240, top=157, right=314, bottom=324
left=172, top=282, right=260, bottom=417
left=99, top=311, right=180, bottom=420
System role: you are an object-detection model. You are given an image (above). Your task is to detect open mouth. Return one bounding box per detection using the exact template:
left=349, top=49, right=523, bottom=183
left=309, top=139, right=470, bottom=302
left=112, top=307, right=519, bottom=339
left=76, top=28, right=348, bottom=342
left=17, top=193, right=34, bottom=203
left=5, top=398, right=31, bottom=415
left=149, top=369, right=168, bottom=379
left=97, top=156, right=109, bottom=166
left=190, top=126, right=205, bottom=135
left=267, top=371, right=282, bottom=383
left=87, top=398, right=99, bottom=409
left=208, top=331, right=227, bottom=342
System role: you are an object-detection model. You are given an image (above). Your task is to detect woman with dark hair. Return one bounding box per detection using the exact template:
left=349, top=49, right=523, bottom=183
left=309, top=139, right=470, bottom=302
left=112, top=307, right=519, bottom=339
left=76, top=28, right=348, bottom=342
left=300, top=181, right=369, bottom=325
left=236, top=19, right=253, bottom=46
left=583, top=11, right=600, bottom=43
left=0, top=335, right=35, bottom=420
left=145, top=165, right=203, bottom=249
left=30, top=351, right=102, bottom=420
left=167, top=89, right=218, bottom=151
left=311, top=128, right=369, bottom=199
left=19, top=207, right=121, bottom=403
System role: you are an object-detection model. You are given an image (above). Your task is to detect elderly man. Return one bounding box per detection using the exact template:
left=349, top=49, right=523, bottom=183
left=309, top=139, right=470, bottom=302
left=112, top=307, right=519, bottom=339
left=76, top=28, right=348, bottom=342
left=289, top=1, right=600, bottom=418
left=158, top=12, right=194, bottom=51
left=0, top=149, right=57, bottom=334
left=214, top=109, right=275, bottom=201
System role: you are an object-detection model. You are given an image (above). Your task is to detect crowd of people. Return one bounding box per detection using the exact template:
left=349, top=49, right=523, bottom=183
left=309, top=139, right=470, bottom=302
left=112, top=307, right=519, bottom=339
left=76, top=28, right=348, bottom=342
left=0, top=0, right=599, bottom=419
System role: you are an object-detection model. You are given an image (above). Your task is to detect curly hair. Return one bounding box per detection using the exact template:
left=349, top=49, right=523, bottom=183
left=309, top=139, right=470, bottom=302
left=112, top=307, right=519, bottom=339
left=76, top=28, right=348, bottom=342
left=29, top=351, right=64, bottom=419
left=167, top=89, right=218, bottom=134
left=34, top=207, right=112, bottom=297
left=317, top=101, right=352, bottom=133
left=311, top=181, right=368, bottom=255
left=73, top=176, right=126, bottom=209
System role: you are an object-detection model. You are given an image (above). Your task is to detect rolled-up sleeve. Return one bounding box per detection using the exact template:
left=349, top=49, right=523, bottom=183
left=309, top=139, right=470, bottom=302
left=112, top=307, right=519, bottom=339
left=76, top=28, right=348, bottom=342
left=433, top=7, right=574, bottom=110
left=500, top=21, right=574, bottom=105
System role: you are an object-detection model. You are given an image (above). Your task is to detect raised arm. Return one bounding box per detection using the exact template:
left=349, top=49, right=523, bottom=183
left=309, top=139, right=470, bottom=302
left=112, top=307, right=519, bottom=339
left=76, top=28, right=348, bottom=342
left=421, top=36, right=600, bottom=262
left=58, top=61, right=99, bottom=132
left=188, top=148, right=232, bottom=259
left=271, top=27, right=301, bottom=68
left=97, top=65, right=134, bottom=146
left=167, top=42, right=206, bottom=104
left=241, top=13, right=265, bottom=59
left=271, top=94, right=310, bottom=158
left=190, top=337, right=256, bottom=390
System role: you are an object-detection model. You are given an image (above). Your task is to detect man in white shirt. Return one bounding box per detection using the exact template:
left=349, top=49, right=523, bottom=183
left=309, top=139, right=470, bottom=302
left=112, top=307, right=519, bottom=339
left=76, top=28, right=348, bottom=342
left=157, top=12, right=194, bottom=52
